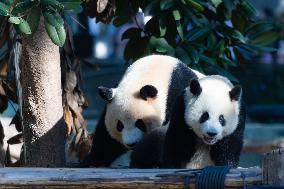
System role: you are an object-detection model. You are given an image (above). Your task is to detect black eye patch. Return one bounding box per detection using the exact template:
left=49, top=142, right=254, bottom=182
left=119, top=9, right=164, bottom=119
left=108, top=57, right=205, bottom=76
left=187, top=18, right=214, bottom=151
left=219, top=115, right=226, bottom=126
left=199, top=112, right=209, bottom=123
left=135, top=119, right=147, bottom=132
left=116, top=120, right=124, bottom=132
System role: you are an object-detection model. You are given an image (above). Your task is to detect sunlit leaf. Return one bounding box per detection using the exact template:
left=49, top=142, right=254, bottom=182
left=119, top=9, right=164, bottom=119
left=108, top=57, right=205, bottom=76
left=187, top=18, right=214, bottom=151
left=0, top=2, right=10, bottom=16
left=15, top=18, right=32, bottom=35
left=44, top=20, right=66, bottom=47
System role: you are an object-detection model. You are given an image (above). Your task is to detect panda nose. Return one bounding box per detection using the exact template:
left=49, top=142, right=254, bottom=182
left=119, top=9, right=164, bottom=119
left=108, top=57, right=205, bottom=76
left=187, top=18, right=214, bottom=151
left=126, top=142, right=137, bottom=148
left=206, top=131, right=217, bottom=137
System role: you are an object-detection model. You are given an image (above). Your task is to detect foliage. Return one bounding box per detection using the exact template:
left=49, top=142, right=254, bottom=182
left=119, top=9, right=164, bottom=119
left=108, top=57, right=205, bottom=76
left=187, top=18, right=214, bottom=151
left=104, top=0, right=279, bottom=81
left=0, top=0, right=91, bottom=163
left=0, top=0, right=82, bottom=47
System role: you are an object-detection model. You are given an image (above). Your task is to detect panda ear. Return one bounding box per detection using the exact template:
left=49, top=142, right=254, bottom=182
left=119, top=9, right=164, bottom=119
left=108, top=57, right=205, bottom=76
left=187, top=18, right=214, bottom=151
left=189, top=79, right=202, bottom=96
left=229, top=85, right=242, bottom=101
left=98, top=86, right=116, bottom=102
left=140, top=85, right=158, bottom=100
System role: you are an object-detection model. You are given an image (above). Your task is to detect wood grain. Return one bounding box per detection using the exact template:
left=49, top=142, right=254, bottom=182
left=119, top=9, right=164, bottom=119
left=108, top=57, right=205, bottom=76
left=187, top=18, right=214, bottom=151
left=263, top=148, right=284, bottom=185
left=0, top=167, right=262, bottom=188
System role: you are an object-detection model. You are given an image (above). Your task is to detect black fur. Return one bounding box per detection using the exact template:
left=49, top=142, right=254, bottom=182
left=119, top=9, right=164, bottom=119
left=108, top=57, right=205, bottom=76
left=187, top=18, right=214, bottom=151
left=139, top=85, right=158, bottom=100
left=210, top=102, right=246, bottom=167
left=80, top=108, right=127, bottom=167
left=130, top=126, right=168, bottom=168
left=229, top=85, right=242, bottom=101
left=163, top=63, right=197, bottom=125
left=98, top=86, right=113, bottom=102
left=162, top=92, right=198, bottom=168
left=190, top=79, right=202, bottom=96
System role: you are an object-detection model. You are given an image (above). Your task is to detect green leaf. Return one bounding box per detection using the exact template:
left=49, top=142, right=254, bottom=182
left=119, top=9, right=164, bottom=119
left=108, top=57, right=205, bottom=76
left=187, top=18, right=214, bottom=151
left=199, top=54, right=216, bottom=66
left=176, top=20, right=184, bottom=40
left=175, top=47, right=191, bottom=64
left=186, top=27, right=210, bottom=41
left=172, top=9, right=181, bottom=20
left=15, top=18, right=32, bottom=34
left=250, top=31, right=279, bottom=46
left=8, top=16, right=21, bottom=24
left=124, top=37, right=149, bottom=62
left=121, top=27, right=141, bottom=40
left=220, top=56, right=237, bottom=67
left=244, top=21, right=276, bottom=39
left=246, top=44, right=277, bottom=52
left=227, top=28, right=247, bottom=43
left=41, top=0, right=64, bottom=9
left=214, top=66, right=239, bottom=83
left=26, top=6, right=41, bottom=33
left=160, top=0, right=174, bottom=10
left=12, top=0, right=35, bottom=15
left=149, top=36, right=174, bottom=54
left=43, top=10, right=64, bottom=28
left=58, top=0, right=81, bottom=10
left=2, top=0, right=13, bottom=6
left=240, top=0, right=259, bottom=19
left=211, top=0, right=222, bottom=7
left=159, top=17, right=167, bottom=37
left=0, top=2, right=10, bottom=16
left=183, top=0, right=204, bottom=12
left=223, top=0, right=235, bottom=11
left=189, top=48, right=199, bottom=64
left=113, top=15, right=131, bottom=27
left=45, top=20, right=66, bottom=47
left=144, top=0, right=159, bottom=16
left=231, top=10, right=247, bottom=33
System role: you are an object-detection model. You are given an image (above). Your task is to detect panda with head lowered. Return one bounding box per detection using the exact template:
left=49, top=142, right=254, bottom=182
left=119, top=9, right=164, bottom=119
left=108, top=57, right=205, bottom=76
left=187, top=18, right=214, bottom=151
left=130, top=75, right=245, bottom=169
left=81, top=55, right=203, bottom=168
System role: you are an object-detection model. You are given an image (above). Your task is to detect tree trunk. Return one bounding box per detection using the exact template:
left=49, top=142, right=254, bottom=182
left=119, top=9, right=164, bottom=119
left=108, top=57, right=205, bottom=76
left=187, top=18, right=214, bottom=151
left=21, top=18, right=65, bottom=167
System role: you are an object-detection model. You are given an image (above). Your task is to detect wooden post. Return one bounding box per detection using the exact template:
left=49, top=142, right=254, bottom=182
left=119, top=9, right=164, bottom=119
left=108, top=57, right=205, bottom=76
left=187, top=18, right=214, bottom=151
left=21, top=17, right=65, bottom=167
left=263, top=148, right=284, bottom=185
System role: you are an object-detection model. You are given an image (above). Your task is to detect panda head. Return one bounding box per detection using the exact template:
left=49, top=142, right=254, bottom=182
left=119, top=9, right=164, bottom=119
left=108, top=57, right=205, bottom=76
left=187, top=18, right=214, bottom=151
left=98, top=85, right=162, bottom=149
left=184, top=75, right=242, bottom=145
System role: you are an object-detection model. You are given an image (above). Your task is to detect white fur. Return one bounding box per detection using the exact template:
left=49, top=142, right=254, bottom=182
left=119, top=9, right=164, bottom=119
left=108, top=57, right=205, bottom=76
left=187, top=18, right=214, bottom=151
left=105, top=55, right=188, bottom=147
left=122, top=127, right=143, bottom=146
left=186, top=140, right=214, bottom=169
left=184, top=75, right=240, bottom=144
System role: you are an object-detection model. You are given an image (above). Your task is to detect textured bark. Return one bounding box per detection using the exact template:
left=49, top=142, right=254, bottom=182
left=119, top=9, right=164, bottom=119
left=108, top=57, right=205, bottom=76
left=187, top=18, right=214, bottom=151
left=21, top=18, right=65, bottom=167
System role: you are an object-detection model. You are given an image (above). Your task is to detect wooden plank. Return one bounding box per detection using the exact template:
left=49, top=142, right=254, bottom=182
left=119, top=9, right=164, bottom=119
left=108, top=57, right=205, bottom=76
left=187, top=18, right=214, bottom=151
left=263, top=148, right=284, bottom=185
left=0, top=167, right=262, bottom=188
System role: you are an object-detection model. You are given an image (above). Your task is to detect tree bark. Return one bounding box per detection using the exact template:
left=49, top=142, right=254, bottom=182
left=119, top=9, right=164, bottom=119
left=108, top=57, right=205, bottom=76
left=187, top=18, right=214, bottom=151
left=21, top=17, right=65, bottom=167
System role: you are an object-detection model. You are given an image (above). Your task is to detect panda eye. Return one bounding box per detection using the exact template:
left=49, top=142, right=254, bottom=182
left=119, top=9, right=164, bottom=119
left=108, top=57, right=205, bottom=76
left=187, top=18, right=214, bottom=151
left=135, top=119, right=147, bottom=132
left=116, top=120, right=124, bottom=132
left=199, top=112, right=209, bottom=123
left=219, top=115, right=226, bottom=126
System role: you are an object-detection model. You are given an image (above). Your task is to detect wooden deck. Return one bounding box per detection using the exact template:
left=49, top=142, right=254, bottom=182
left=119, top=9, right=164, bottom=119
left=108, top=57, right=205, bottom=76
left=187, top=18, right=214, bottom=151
left=0, top=167, right=262, bottom=188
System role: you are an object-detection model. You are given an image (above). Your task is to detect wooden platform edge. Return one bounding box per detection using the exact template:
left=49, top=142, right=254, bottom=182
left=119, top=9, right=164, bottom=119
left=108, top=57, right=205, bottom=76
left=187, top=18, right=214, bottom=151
left=0, top=167, right=262, bottom=188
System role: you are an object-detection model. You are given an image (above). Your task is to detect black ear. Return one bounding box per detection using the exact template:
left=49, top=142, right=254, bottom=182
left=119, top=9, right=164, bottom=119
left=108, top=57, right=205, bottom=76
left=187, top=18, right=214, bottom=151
left=190, top=79, right=202, bottom=96
left=229, top=85, right=242, bottom=101
left=139, top=85, right=158, bottom=100
left=98, top=86, right=114, bottom=102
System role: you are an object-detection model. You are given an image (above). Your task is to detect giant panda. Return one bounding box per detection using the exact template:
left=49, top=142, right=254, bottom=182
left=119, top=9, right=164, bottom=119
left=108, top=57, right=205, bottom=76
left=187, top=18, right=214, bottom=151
left=81, top=55, right=203, bottom=167
left=130, top=75, right=245, bottom=169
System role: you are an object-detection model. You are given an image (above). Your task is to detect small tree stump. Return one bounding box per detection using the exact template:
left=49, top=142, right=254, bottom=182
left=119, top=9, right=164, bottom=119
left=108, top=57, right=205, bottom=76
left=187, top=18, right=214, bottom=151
left=263, top=148, right=284, bottom=185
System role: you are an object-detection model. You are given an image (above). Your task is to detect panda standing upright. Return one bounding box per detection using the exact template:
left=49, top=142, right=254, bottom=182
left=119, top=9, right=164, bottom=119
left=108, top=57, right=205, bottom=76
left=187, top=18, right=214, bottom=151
left=82, top=55, right=203, bottom=167
left=131, top=75, right=245, bottom=168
